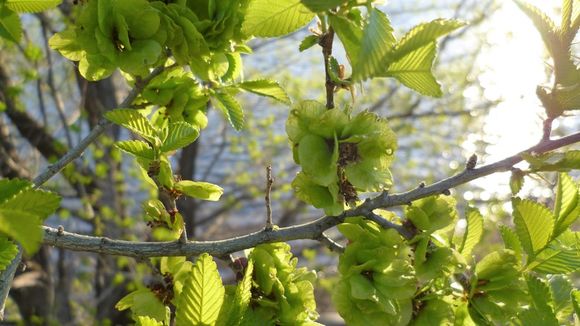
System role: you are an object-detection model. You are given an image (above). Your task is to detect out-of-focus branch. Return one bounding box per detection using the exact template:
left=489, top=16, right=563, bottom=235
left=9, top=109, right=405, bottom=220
left=32, top=65, right=166, bottom=187
left=41, top=131, right=580, bottom=257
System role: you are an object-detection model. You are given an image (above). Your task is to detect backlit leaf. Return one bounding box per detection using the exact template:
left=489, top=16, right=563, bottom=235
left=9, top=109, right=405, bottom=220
left=328, top=14, right=363, bottom=66
left=0, top=236, right=18, bottom=272
left=243, top=0, right=314, bottom=38
left=5, top=0, right=61, bottom=13
left=160, top=122, right=199, bottom=153
left=174, top=180, right=223, bottom=201
left=352, top=8, right=396, bottom=81
left=512, top=198, right=555, bottom=257
left=104, top=109, right=158, bottom=144
left=0, top=209, right=42, bottom=254
left=237, top=79, right=291, bottom=104
left=175, top=253, right=225, bottom=326
left=115, top=140, right=155, bottom=160
left=299, top=34, right=319, bottom=52
left=459, top=207, right=483, bottom=257
left=301, top=0, right=347, bottom=12
left=553, top=173, right=579, bottom=237
left=383, top=42, right=442, bottom=97
left=212, top=92, right=244, bottom=131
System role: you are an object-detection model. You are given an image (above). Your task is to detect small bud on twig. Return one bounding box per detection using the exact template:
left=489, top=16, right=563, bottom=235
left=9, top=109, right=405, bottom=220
left=466, top=154, right=478, bottom=170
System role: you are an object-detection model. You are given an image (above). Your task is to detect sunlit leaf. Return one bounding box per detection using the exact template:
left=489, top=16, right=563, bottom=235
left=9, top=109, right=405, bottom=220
left=512, top=198, right=555, bottom=257
left=301, top=0, right=347, bottom=12
left=0, top=5, right=22, bottom=43
left=237, top=79, right=291, bottom=104
left=221, top=260, right=254, bottom=325
left=389, top=18, right=465, bottom=63
left=160, top=122, right=199, bottom=153
left=510, top=169, right=525, bottom=195
left=459, top=207, right=483, bottom=257
left=528, top=231, right=580, bottom=274
left=242, top=0, right=314, bottom=37
left=5, top=0, right=61, bottom=13
left=352, top=8, right=396, bottom=81
left=175, top=253, right=225, bottom=326
left=499, top=225, right=523, bottom=262
left=553, top=173, right=579, bottom=237
left=0, top=209, right=42, bottom=254
left=525, top=274, right=559, bottom=325
left=523, top=150, right=580, bottom=172
left=104, top=109, right=158, bottom=144
left=212, top=91, right=244, bottom=131
left=115, top=140, right=155, bottom=160
left=174, top=180, right=223, bottom=201
left=328, top=14, right=363, bottom=66
left=115, top=288, right=170, bottom=324
left=0, top=236, right=18, bottom=273
left=383, top=42, right=442, bottom=97
left=572, top=290, right=580, bottom=317
left=299, top=34, right=319, bottom=52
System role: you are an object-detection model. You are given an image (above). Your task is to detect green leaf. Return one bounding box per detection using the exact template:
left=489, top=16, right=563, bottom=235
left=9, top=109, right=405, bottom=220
left=513, top=0, right=575, bottom=85
left=525, top=274, right=559, bottom=325
left=572, top=290, right=580, bottom=317
left=0, top=5, right=22, bottom=43
left=237, top=79, right=291, bottom=104
left=175, top=253, right=225, bottom=326
left=160, top=122, right=199, bottom=153
left=352, top=8, right=396, bottom=81
left=512, top=198, right=555, bottom=257
left=115, top=140, right=155, bottom=160
left=299, top=34, right=319, bottom=52
left=174, top=180, right=223, bottom=201
left=389, top=19, right=465, bottom=62
left=553, top=173, right=579, bottom=237
left=510, top=169, right=525, bottom=195
left=104, top=109, right=158, bottom=145
left=242, top=0, right=314, bottom=38
left=5, top=0, right=61, bottom=13
left=0, top=209, right=42, bottom=254
left=328, top=14, right=363, bottom=66
left=383, top=42, right=442, bottom=97
left=115, top=288, right=170, bottom=324
left=528, top=231, right=580, bottom=274
left=499, top=225, right=523, bottom=261
left=301, top=0, right=347, bottom=12
left=222, top=260, right=254, bottom=325
left=212, top=92, right=244, bottom=131
left=523, top=150, right=580, bottom=171
left=0, top=236, right=18, bottom=273
left=549, top=276, right=574, bottom=320
left=0, top=188, right=60, bottom=220
left=135, top=316, right=163, bottom=326
left=0, top=178, right=30, bottom=204
left=459, top=207, right=483, bottom=257
left=561, top=0, right=573, bottom=34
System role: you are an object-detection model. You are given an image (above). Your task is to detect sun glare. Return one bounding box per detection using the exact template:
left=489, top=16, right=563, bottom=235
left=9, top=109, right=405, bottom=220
left=463, top=1, right=564, bottom=197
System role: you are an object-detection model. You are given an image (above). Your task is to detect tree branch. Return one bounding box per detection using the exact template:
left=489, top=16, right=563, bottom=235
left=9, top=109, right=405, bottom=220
left=32, top=66, right=166, bottom=187
left=41, top=132, right=580, bottom=257
left=0, top=246, right=21, bottom=320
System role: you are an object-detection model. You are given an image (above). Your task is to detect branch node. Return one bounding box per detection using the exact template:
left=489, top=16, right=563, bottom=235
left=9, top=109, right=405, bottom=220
left=57, top=225, right=64, bottom=236
left=441, top=189, right=451, bottom=196
left=465, top=153, right=478, bottom=170
left=418, top=182, right=426, bottom=188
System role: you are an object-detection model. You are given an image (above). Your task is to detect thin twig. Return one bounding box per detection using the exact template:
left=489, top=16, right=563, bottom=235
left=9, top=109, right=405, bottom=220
left=40, top=131, right=580, bottom=257
left=318, top=233, right=345, bottom=253
left=320, top=27, right=335, bottom=109
left=265, top=165, right=274, bottom=230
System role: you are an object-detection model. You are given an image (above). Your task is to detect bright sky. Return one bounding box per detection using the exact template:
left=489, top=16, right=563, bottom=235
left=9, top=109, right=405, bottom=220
left=461, top=0, right=575, bottom=202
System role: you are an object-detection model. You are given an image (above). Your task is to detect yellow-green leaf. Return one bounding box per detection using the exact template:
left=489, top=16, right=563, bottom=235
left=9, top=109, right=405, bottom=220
left=0, top=5, right=22, bottom=43
left=5, top=0, right=61, bottom=13
left=104, top=109, right=158, bottom=145
left=175, top=253, right=225, bottom=326
left=553, top=173, right=579, bottom=237
left=513, top=198, right=555, bottom=257
left=242, top=0, right=314, bottom=38
left=174, top=180, right=223, bottom=201
left=459, top=207, right=483, bottom=257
